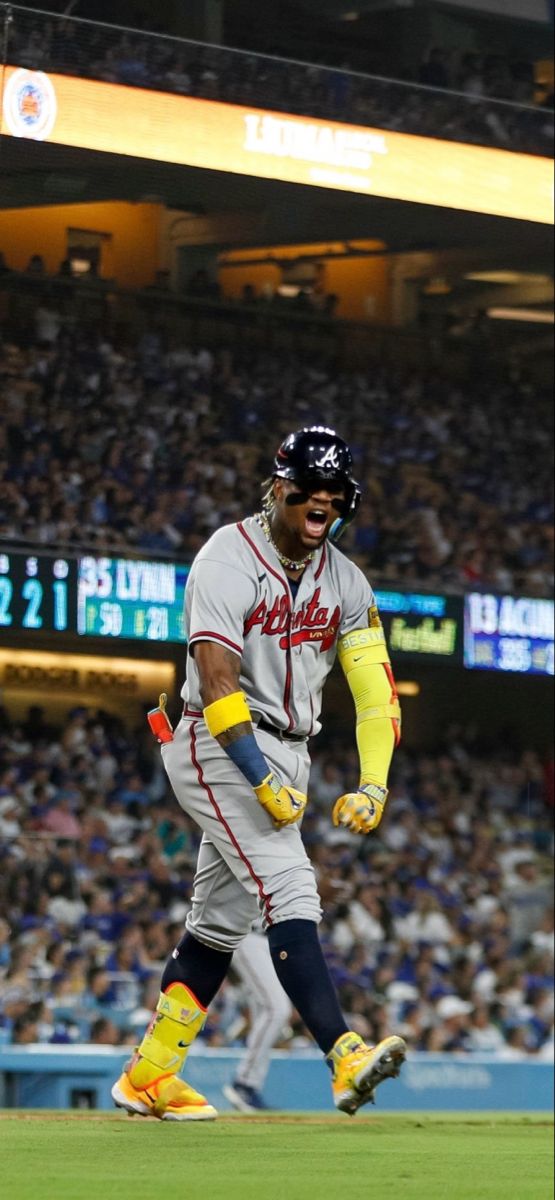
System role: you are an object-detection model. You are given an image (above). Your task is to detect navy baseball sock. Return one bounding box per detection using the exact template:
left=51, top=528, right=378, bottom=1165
left=161, top=932, right=232, bottom=1008
left=268, top=919, right=348, bottom=1055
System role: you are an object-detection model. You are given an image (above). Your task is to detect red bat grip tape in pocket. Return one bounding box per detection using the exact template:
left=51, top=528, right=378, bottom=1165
left=147, top=693, right=174, bottom=744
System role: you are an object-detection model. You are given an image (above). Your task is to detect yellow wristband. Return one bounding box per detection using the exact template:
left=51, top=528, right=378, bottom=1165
left=203, top=691, right=252, bottom=738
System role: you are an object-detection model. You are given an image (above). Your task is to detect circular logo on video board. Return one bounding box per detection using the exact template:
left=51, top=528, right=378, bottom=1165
left=3, top=69, right=57, bottom=140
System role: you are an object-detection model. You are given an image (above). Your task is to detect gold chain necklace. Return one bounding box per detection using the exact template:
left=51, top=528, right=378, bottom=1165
left=256, top=511, right=316, bottom=573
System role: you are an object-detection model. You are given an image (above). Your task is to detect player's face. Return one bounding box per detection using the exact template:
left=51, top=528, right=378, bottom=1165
left=272, top=478, right=347, bottom=552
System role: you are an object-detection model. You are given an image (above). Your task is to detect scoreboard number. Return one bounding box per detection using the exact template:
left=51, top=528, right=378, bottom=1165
left=0, top=554, right=74, bottom=633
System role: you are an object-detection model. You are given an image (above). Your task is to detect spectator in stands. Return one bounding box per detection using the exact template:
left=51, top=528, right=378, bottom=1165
left=84, top=966, right=116, bottom=1008
left=12, top=1014, right=40, bottom=1044
left=0, top=795, right=20, bottom=840
left=467, top=1003, right=507, bottom=1054
left=504, top=858, right=553, bottom=952
left=0, top=918, right=11, bottom=971
left=426, top=996, right=473, bottom=1052
left=25, top=255, right=46, bottom=277
left=394, top=889, right=454, bottom=946
left=186, top=269, right=221, bottom=300
left=458, top=53, right=486, bottom=98
left=34, top=302, right=63, bottom=346
left=38, top=793, right=83, bottom=841
left=419, top=48, right=452, bottom=91
left=90, top=1016, right=120, bottom=1044
left=164, top=55, right=193, bottom=94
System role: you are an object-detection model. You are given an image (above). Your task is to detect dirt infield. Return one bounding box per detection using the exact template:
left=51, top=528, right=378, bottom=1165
left=0, top=1110, right=551, bottom=1126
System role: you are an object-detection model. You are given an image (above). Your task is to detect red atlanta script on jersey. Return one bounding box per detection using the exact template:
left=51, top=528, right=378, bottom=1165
left=244, top=588, right=341, bottom=653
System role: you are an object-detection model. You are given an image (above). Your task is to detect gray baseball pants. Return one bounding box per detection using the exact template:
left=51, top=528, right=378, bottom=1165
left=161, top=715, right=322, bottom=952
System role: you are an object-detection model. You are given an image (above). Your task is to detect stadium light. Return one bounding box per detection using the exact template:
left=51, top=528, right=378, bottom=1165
left=465, top=271, right=553, bottom=285
left=487, top=308, right=555, bottom=323
left=396, top=682, right=421, bottom=697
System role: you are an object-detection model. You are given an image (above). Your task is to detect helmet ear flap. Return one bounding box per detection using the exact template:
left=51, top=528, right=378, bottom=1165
left=328, top=517, right=345, bottom=543
left=328, top=483, right=361, bottom=543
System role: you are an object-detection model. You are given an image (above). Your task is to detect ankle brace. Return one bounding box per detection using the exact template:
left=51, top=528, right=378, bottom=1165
left=129, top=983, right=207, bottom=1090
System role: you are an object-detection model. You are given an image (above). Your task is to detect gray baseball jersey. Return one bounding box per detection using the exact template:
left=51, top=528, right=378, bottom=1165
left=181, top=516, right=375, bottom=736
left=162, top=516, right=376, bottom=948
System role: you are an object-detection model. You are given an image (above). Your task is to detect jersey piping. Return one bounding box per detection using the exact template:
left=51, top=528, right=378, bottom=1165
left=237, top=521, right=296, bottom=732
left=314, top=544, right=327, bottom=581
left=189, top=722, right=274, bottom=924
left=189, top=630, right=243, bottom=656
left=237, top=522, right=292, bottom=596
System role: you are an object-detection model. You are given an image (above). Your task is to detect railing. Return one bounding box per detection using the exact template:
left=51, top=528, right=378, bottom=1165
left=2, top=268, right=547, bottom=382
left=1, top=3, right=552, bottom=158
left=0, top=267, right=462, bottom=376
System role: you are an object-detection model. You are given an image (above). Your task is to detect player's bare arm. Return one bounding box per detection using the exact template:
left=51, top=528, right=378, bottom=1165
left=195, top=640, right=307, bottom=827
left=193, top=642, right=252, bottom=745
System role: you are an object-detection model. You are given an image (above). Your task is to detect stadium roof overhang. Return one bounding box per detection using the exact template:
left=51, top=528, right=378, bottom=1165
left=0, top=135, right=552, bottom=272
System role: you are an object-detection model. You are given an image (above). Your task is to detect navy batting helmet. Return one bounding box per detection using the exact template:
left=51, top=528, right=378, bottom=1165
left=273, top=426, right=361, bottom=542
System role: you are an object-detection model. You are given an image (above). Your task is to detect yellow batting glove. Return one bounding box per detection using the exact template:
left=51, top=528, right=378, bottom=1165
left=332, top=783, right=388, bottom=835
left=254, top=773, right=307, bottom=828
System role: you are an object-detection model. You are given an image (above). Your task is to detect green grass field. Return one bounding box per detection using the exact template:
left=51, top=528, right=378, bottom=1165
left=1, top=1113, right=552, bottom=1200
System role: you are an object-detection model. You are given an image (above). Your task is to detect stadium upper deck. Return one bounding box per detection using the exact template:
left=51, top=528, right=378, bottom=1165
left=1, top=3, right=553, bottom=158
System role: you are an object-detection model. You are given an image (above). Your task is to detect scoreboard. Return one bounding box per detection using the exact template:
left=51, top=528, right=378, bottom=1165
left=0, top=551, right=188, bottom=644
left=464, top=593, right=554, bottom=676
left=1, top=551, right=553, bottom=675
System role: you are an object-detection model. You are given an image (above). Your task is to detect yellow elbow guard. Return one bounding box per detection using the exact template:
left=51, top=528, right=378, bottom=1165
left=338, top=627, right=401, bottom=786
left=338, top=626, right=392, bottom=673
left=203, top=691, right=252, bottom=737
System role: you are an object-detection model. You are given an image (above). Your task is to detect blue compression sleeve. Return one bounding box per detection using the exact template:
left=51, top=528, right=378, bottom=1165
left=224, top=733, right=269, bottom=788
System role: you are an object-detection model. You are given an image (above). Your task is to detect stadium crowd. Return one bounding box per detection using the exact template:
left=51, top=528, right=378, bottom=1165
left=0, top=705, right=552, bottom=1058
left=0, top=319, right=553, bottom=597
left=7, top=11, right=554, bottom=156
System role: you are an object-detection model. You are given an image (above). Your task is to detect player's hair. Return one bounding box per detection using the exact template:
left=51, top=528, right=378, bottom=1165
left=260, top=477, right=276, bottom=515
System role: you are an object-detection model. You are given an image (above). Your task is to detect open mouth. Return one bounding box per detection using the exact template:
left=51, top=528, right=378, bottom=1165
left=304, top=509, right=328, bottom=538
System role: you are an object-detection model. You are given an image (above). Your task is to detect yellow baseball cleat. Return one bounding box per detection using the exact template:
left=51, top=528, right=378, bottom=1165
left=327, top=1032, right=407, bottom=1116
left=112, top=1063, right=218, bottom=1122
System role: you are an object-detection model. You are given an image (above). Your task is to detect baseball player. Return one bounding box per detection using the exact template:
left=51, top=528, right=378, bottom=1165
left=112, top=426, right=406, bottom=1122
left=223, top=921, right=292, bottom=1112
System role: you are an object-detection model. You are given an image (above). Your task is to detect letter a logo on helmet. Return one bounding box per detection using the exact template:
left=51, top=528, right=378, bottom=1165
left=315, top=446, right=341, bottom=471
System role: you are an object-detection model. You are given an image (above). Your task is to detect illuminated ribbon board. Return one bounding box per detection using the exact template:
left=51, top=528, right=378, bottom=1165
left=375, top=590, right=463, bottom=662
left=1, top=67, right=553, bottom=223
left=465, top=593, right=554, bottom=676
left=2, top=553, right=553, bottom=677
